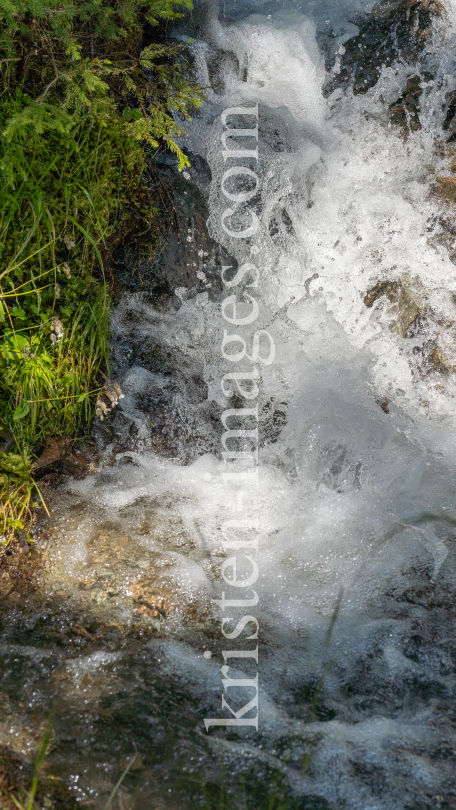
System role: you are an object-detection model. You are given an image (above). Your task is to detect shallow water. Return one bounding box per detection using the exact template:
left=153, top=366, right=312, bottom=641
left=2, top=1, right=456, bottom=808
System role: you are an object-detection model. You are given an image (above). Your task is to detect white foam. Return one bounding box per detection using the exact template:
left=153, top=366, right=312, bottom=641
left=39, top=3, right=456, bottom=804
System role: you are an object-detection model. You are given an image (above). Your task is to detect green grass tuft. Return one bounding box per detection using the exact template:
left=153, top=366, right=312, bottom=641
left=0, top=0, right=202, bottom=539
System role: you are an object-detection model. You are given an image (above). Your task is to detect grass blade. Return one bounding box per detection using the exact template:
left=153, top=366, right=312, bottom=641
left=103, top=755, right=137, bottom=810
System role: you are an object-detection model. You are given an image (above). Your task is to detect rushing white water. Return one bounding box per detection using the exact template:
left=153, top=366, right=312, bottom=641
left=28, top=1, right=456, bottom=807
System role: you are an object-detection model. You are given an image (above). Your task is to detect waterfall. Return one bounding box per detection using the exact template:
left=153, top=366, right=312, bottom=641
left=2, top=1, right=456, bottom=807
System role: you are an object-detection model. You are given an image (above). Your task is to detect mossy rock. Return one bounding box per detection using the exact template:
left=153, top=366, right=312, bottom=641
left=0, top=452, right=31, bottom=480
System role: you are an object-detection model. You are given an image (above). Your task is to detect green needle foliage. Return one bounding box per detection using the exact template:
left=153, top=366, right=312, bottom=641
left=0, top=0, right=202, bottom=539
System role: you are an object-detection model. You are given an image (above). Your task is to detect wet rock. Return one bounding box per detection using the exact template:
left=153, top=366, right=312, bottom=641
left=436, top=176, right=456, bottom=202
left=120, top=752, right=144, bottom=771
left=85, top=530, right=135, bottom=568
left=32, top=437, right=98, bottom=481
left=32, top=520, right=188, bottom=634
left=32, top=436, right=72, bottom=471
left=102, top=159, right=239, bottom=464
left=206, top=48, right=240, bottom=96
left=429, top=346, right=456, bottom=374
left=442, top=90, right=456, bottom=140
left=260, top=400, right=288, bottom=446
left=435, top=210, right=456, bottom=263
left=387, top=280, right=421, bottom=337
left=376, top=397, right=391, bottom=413
left=131, top=578, right=170, bottom=618
left=364, top=280, right=391, bottom=308
left=389, top=73, right=433, bottom=137
left=0, top=748, right=34, bottom=810
left=147, top=173, right=223, bottom=296
left=326, top=0, right=443, bottom=96
left=113, top=159, right=228, bottom=302
left=394, top=580, right=456, bottom=609
left=294, top=681, right=338, bottom=723
left=407, top=330, right=456, bottom=380
left=106, top=340, right=221, bottom=461
left=0, top=426, right=14, bottom=454
left=363, top=278, right=420, bottom=337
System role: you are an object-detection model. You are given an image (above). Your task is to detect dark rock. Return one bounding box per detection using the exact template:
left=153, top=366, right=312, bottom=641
left=112, top=157, right=231, bottom=303
left=326, top=0, right=443, bottom=97
left=389, top=73, right=433, bottom=136
left=376, top=397, right=390, bottom=413
left=364, top=281, right=390, bottom=307
left=0, top=426, right=14, bottom=454
left=31, top=436, right=72, bottom=471
left=32, top=437, right=98, bottom=480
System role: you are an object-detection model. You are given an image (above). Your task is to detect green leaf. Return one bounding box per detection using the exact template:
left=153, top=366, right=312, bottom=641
left=7, top=518, right=23, bottom=529
left=0, top=299, right=4, bottom=322
left=34, top=289, right=41, bottom=312
left=13, top=401, right=30, bottom=420
left=11, top=305, right=26, bottom=319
